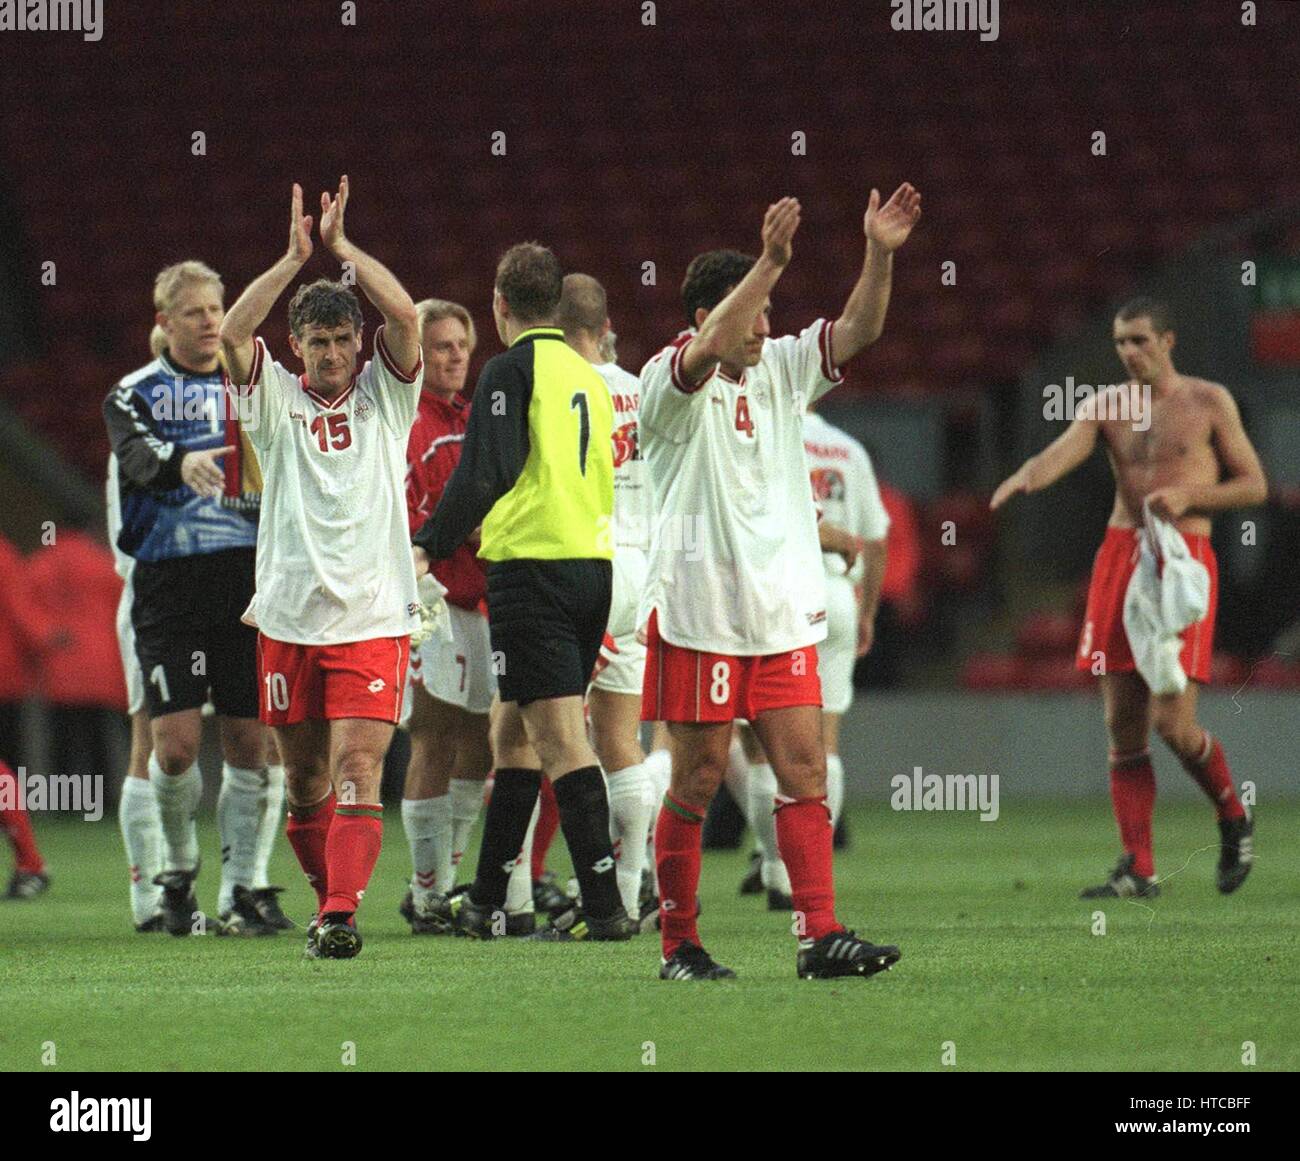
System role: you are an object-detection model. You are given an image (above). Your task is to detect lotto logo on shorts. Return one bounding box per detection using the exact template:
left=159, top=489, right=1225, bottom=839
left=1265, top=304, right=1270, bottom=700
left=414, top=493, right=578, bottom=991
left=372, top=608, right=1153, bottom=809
left=368, top=678, right=386, bottom=693
left=592, top=856, right=615, bottom=874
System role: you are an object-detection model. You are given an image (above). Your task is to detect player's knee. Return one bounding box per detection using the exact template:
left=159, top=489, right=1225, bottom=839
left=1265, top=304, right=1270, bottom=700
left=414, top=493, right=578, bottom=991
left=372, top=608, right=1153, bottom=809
left=672, top=756, right=724, bottom=806
left=221, top=736, right=264, bottom=770
left=1104, top=707, right=1146, bottom=751
left=153, top=737, right=198, bottom=776
left=285, top=765, right=329, bottom=805
left=1152, top=712, right=1196, bottom=759
left=333, top=746, right=384, bottom=799
left=775, top=757, right=827, bottom=799
left=593, top=731, right=642, bottom=775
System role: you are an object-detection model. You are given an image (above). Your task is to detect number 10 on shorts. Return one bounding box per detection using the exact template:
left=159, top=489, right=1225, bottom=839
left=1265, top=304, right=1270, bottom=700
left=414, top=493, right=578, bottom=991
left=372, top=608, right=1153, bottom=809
left=264, top=671, right=289, bottom=711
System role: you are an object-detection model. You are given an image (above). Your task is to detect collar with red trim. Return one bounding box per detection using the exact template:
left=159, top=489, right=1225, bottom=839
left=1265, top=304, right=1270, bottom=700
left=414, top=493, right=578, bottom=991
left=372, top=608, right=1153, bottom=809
left=300, top=372, right=357, bottom=409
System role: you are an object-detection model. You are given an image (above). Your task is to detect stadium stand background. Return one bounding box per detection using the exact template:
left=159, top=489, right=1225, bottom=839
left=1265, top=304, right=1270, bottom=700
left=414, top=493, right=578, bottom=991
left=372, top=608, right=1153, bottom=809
left=0, top=0, right=1297, bottom=725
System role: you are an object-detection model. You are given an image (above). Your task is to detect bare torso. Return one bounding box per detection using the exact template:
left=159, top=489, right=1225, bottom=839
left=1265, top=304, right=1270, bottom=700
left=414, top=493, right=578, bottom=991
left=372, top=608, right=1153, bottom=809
left=1099, top=375, right=1223, bottom=537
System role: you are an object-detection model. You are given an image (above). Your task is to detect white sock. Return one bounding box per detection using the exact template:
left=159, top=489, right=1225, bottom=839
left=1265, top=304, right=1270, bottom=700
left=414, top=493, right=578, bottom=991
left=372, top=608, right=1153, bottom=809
left=217, top=763, right=265, bottom=914
left=448, top=777, right=485, bottom=886
left=747, top=762, right=791, bottom=895
left=641, top=748, right=671, bottom=891
left=724, top=737, right=750, bottom=823
left=253, top=763, right=285, bottom=890
left=643, top=747, right=671, bottom=803
left=118, top=775, right=162, bottom=925
left=505, top=799, right=540, bottom=915
left=402, top=794, right=452, bottom=906
left=606, top=762, right=653, bottom=916
left=150, top=754, right=201, bottom=873
left=826, top=754, right=845, bottom=829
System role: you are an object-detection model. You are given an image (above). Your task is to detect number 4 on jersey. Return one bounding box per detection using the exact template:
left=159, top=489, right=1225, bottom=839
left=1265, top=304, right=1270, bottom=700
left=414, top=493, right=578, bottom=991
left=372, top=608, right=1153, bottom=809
left=735, top=395, right=755, bottom=438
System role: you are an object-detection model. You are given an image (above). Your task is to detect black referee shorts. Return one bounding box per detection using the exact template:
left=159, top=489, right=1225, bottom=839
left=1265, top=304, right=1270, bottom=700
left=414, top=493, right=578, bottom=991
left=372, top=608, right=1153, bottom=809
left=487, top=558, right=612, bottom=706
left=131, top=546, right=260, bottom=720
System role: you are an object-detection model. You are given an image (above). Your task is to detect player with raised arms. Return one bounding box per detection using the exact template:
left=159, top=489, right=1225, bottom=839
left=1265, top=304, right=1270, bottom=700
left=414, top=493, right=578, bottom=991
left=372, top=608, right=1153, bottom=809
left=221, top=178, right=424, bottom=959
left=992, top=297, right=1266, bottom=898
left=640, top=184, right=920, bottom=980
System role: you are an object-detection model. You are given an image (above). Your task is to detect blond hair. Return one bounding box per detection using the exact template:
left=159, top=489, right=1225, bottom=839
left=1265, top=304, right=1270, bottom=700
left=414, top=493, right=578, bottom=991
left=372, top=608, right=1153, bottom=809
left=415, top=298, right=477, bottom=352
left=153, top=260, right=223, bottom=316
left=149, top=325, right=169, bottom=358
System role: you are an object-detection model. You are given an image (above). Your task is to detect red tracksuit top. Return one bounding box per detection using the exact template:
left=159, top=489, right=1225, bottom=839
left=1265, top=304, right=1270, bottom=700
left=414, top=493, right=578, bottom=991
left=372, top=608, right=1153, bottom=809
left=405, top=391, right=488, bottom=612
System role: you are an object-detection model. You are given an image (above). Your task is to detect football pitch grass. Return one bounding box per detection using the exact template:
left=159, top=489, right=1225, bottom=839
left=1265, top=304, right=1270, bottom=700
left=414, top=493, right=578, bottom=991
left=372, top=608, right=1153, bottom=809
left=2, top=800, right=1296, bottom=1072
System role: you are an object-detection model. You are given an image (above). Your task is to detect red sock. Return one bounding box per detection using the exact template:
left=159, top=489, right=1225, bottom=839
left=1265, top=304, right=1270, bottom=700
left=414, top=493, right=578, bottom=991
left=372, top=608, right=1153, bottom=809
left=1180, top=733, right=1245, bottom=822
left=531, top=775, right=559, bottom=881
left=775, top=797, right=839, bottom=941
left=323, top=805, right=383, bottom=915
left=0, top=763, right=43, bottom=874
left=655, top=793, right=704, bottom=958
left=1109, top=751, right=1156, bottom=878
left=286, top=791, right=335, bottom=910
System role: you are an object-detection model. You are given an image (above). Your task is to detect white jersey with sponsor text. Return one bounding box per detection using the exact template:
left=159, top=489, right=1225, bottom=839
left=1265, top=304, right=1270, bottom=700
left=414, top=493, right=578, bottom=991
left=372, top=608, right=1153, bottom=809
left=595, top=361, right=652, bottom=552
left=237, top=328, right=423, bottom=646
left=638, top=319, right=843, bottom=656
left=802, top=410, right=890, bottom=584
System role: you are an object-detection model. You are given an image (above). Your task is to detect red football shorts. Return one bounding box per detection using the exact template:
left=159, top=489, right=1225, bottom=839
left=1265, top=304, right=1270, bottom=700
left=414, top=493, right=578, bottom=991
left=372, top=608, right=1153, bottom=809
left=1076, top=526, right=1218, bottom=685
left=257, top=634, right=410, bottom=726
left=641, top=609, right=822, bottom=723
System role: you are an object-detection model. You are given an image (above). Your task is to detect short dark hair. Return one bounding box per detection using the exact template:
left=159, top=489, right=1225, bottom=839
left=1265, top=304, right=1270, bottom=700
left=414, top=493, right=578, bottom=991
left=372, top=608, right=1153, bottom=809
left=1115, top=296, right=1174, bottom=335
left=681, top=250, right=755, bottom=327
left=496, top=243, right=563, bottom=324
left=288, top=278, right=364, bottom=338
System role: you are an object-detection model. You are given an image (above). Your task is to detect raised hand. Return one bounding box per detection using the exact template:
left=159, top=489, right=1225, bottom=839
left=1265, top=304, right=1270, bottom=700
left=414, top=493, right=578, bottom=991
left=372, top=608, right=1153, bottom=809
left=320, top=174, right=349, bottom=257
left=865, top=182, right=921, bottom=252
left=761, top=196, right=801, bottom=268
left=287, top=183, right=313, bottom=265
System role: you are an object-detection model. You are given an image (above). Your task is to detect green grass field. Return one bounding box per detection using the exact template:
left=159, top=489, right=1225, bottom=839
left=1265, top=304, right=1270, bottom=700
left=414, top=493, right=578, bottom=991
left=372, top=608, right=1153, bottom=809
left=2, top=799, right=1296, bottom=1072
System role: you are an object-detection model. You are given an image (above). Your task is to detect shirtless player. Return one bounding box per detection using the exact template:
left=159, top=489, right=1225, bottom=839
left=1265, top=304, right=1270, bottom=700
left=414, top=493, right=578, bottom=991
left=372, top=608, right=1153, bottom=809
left=991, top=297, right=1266, bottom=898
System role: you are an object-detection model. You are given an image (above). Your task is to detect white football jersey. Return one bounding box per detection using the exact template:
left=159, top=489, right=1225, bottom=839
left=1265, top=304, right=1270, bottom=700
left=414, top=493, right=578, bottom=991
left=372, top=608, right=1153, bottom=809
left=638, top=319, right=843, bottom=656
left=236, top=328, right=423, bottom=646
left=595, top=361, right=652, bottom=552
left=802, top=411, right=890, bottom=583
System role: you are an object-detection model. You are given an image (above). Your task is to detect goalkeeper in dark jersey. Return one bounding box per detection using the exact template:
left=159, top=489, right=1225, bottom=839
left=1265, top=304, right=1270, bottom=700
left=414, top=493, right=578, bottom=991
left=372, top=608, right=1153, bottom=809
left=103, top=260, right=287, bottom=937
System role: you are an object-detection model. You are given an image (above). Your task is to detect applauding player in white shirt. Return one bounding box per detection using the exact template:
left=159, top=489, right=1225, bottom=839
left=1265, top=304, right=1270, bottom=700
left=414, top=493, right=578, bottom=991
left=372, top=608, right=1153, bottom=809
left=640, top=185, right=920, bottom=980
left=221, top=178, right=424, bottom=959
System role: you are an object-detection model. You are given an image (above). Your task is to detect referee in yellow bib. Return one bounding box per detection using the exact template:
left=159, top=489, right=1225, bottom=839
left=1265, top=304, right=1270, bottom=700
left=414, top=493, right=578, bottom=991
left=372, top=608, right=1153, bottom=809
left=413, top=243, right=635, bottom=940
